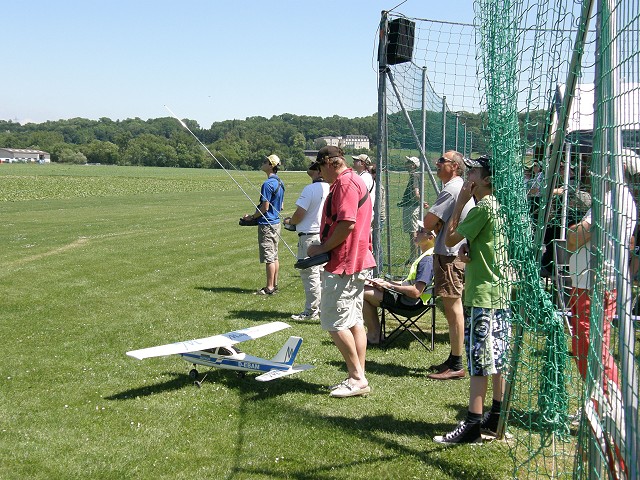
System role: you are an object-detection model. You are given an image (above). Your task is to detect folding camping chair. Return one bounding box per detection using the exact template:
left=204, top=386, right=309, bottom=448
left=379, top=292, right=436, bottom=350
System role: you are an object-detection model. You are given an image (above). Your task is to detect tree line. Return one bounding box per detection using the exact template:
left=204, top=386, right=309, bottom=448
left=0, top=110, right=545, bottom=170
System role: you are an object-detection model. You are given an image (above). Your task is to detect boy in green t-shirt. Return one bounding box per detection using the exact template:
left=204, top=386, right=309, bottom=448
left=434, top=156, right=511, bottom=445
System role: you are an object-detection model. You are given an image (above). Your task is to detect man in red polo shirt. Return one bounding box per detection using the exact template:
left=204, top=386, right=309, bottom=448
left=307, top=146, right=376, bottom=397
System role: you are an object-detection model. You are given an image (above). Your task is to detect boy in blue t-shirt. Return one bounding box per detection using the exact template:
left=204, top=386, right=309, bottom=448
left=241, top=154, right=285, bottom=295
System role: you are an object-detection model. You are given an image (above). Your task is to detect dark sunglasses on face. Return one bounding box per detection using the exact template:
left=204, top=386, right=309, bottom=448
left=437, top=157, right=453, bottom=164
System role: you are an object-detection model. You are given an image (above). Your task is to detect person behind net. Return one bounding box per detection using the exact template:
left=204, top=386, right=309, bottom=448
left=398, top=156, right=422, bottom=264
left=362, top=221, right=435, bottom=344
left=283, top=161, right=329, bottom=321
left=241, top=154, right=285, bottom=295
left=306, top=146, right=376, bottom=398
left=351, top=153, right=376, bottom=217
left=434, top=156, right=511, bottom=445
left=566, top=154, right=638, bottom=396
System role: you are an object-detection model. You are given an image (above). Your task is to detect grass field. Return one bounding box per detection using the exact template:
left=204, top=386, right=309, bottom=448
left=1, top=164, right=513, bottom=479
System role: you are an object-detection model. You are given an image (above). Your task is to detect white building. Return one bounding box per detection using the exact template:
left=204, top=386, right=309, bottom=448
left=315, top=135, right=370, bottom=150
left=0, top=148, right=51, bottom=163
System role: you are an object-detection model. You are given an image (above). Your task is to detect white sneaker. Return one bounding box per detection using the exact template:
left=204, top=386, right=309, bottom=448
left=291, top=311, right=319, bottom=321
left=329, top=381, right=371, bottom=398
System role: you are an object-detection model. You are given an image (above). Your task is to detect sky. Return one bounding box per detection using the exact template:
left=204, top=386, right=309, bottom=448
left=3, top=1, right=475, bottom=129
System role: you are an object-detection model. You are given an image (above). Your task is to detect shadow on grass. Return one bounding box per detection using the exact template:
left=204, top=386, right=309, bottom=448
left=228, top=309, right=297, bottom=322
left=195, top=286, right=252, bottom=294
left=367, top=330, right=450, bottom=350
left=105, top=368, right=326, bottom=401
left=229, top=402, right=508, bottom=480
left=105, top=372, right=193, bottom=400
left=324, top=358, right=430, bottom=380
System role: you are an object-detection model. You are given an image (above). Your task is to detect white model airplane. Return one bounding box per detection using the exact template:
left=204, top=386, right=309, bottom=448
left=126, top=321, right=313, bottom=384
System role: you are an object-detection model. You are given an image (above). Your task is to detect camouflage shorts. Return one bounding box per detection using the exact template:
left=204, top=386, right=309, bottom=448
left=464, top=306, right=511, bottom=376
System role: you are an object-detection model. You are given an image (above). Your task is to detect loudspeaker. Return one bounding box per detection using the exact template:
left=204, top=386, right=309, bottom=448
left=386, top=18, right=415, bottom=65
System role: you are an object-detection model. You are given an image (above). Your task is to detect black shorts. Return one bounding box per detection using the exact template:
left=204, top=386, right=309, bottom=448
left=381, top=289, right=422, bottom=309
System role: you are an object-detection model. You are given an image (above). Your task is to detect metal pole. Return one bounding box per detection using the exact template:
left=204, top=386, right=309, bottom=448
left=600, top=1, right=639, bottom=476
left=420, top=67, right=427, bottom=219
left=455, top=112, right=460, bottom=152
left=376, top=10, right=390, bottom=276
left=386, top=69, right=440, bottom=194
left=442, top=96, right=447, bottom=154
left=464, top=122, right=468, bottom=157
left=534, top=0, right=595, bottom=262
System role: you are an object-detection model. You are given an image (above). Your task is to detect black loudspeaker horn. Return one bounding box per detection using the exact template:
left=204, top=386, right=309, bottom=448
left=386, top=18, right=415, bottom=65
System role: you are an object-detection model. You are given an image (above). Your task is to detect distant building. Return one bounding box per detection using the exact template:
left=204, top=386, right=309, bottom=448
left=314, top=135, right=370, bottom=150
left=304, top=150, right=319, bottom=161
left=0, top=148, right=51, bottom=163
left=344, top=135, right=370, bottom=150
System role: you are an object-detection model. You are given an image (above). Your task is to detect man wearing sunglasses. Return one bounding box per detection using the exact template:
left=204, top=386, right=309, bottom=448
left=423, top=150, right=474, bottom=380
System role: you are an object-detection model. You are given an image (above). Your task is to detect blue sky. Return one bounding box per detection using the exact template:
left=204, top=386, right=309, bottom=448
left=3, top=1, right=474, bottom=128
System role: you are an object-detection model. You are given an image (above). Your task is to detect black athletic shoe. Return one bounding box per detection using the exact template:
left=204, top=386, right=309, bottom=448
left=434, top=421, right=482, bottom=445
left=480, top=412, right=500, bottom=436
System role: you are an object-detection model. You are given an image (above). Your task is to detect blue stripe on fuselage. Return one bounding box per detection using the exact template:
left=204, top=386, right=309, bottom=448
left=180, top=353, right=287, bottom=372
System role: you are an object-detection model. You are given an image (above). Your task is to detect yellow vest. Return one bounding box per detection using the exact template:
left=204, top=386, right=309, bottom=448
left=405, top=247, right=434, bottom=304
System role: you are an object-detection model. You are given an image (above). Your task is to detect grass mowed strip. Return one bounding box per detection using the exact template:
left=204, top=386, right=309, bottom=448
left=1, top=164, right=512, bottom=479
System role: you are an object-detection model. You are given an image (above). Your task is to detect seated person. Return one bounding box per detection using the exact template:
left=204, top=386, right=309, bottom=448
left=363, top=222, right=435, bottom=344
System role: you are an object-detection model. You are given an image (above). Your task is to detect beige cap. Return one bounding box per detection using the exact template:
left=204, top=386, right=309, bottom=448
left=266, top=154, right=281, bottom=166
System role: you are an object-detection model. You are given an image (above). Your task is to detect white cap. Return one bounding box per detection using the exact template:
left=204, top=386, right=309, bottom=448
left=405, top=156, right=420, bottom=167
left=622, top=149, right=640, bottom=176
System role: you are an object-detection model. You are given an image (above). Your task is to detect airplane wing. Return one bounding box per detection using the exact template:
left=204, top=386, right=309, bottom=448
left=126, top=321, right=291, bottom=360
left=255, top=364, right=314, bottom=382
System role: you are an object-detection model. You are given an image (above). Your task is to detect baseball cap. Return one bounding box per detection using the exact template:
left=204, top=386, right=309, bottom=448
left=317, top=145, right=344, bottom=162
left=464, top=155, right=493, bottom=173
left=352, top=154, right=372, bottom=166
left=405, top=156, right=420, bottom=167
left=622, top=149, right=640, bottom=176
left=266, top=154, right=281, bottom=166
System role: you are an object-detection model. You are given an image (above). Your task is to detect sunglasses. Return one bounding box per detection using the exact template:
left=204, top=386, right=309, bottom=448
left=436, top=157, right=453, bottom=164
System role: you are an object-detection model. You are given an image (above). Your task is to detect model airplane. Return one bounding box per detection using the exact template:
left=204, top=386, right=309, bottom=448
left=126, top=321, right=313, bottom=383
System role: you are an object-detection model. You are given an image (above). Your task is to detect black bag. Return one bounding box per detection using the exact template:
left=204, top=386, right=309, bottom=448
left=239, top=217, right=259, bottom=227
left=294, top=252, right=330, bottom=269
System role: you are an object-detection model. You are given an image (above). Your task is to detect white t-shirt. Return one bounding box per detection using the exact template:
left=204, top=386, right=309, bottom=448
left=295, top=181, right=330, bottom=234
left=569, top=185, right=637, bottom=290
left=429, top=176, right=474, bottom=256
left=359, top=170, right=375, bottom=211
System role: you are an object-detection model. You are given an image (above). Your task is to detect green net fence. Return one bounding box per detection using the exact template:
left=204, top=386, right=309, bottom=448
left=378, top=1, right=639, bottom=478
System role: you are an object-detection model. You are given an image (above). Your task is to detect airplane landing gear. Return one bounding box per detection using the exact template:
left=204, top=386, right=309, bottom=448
left=194, top=374, right=208, bottom=388
left=189, top=367, right=199, bottom=380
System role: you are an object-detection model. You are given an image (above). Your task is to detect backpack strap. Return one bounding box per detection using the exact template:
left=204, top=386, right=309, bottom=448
left=322, top=173, right=369, bottom=241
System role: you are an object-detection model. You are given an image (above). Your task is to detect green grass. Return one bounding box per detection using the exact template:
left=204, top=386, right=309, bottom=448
left=0, top=164, right=513, bottom=479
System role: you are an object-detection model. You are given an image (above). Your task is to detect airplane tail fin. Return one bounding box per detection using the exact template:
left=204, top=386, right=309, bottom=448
left=272, top=336, right=303, bottom=365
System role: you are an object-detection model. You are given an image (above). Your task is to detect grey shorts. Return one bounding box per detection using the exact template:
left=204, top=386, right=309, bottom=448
left=434, top=254, right=465, bottom=298
left=258, top=224, right=280, bottom=263
left=464, top=306, right=511, bottom=376
left=320, top=269, right=371, bottom=331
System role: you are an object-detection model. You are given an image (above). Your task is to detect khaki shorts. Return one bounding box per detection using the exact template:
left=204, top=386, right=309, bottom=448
left=402, top=206, right=420, bottom=234
left=258, top=224, right=280, bottom=263
left=434, top=254, right=465, bottom=298
left=320, top=269, right=371, bottom=331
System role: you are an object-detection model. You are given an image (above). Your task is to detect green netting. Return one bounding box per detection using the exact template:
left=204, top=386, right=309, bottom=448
left=378, top=1, right=639, bottom=478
